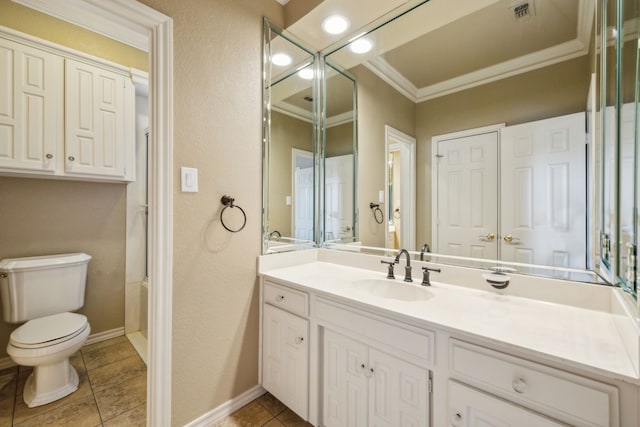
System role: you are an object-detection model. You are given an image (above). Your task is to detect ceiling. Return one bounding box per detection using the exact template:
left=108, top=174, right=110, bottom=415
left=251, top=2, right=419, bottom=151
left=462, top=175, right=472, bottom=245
left=273, top=0, right=593, bottom=120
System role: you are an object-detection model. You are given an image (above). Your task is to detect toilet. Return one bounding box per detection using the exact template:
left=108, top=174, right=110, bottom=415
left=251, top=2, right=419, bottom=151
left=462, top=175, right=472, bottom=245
left=0, top=253, right=91, bottom=408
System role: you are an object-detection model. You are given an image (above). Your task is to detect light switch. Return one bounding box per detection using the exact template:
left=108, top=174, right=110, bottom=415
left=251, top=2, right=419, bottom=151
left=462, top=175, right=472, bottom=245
left=378, top=190, right=385, bottom=203
left=181, top=167, right=198, bottom=192
left=286, top=196, right=292, bottom=206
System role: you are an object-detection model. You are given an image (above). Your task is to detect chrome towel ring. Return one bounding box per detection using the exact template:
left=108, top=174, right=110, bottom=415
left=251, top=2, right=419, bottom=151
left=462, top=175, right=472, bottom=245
left=369, top=202, right=384, bottom=224
left=220, top=195, right=246, bottom=233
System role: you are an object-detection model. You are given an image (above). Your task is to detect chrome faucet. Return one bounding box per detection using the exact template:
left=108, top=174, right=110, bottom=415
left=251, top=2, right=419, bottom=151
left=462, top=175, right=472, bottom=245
left=421, top=266, right=441, bottom=286
left=395, top=249, right=413, bottom=282
left=268, top=230, right=281, bottom=239
left=419, top=243, right=430, bottom=261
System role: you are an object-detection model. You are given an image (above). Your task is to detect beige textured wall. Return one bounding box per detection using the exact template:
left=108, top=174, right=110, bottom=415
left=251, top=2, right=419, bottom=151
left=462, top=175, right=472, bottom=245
left=138, top=0, right=284, bottom=425
left=0, top=178, right=126, bottom=358
left=0, top=0, right=148, bottom=71
left=326, top=122, right=354, bottom=157
left=351, top=65, right=416, bottom=247
left=270, top=111, right=313, bottom=237
left=415, top=55, right=591, bottom=247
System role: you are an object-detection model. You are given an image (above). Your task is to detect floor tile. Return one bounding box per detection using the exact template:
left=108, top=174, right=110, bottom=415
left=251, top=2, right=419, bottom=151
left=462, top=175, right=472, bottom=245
left=257, top=392, right=287, bottom=416
left=0, top=367, right=18, bottom=427
left=103, top=403, right=146, bottom=427
left=214, top=401, right=274, bottom=427
left=263, top=419, right=286, bottom=427
left=82, top=339, right=138, bottom=371
left=12, top=367, right=93, bottom=425
left=277, top=408, right=313, bottom=427
left=88, top=355, right=146, bottom=393
left=95, top=373, right=147, bottom=421
left=83, top=336, right=129, bottom=352
left=12, top=395, right=101, bottom=427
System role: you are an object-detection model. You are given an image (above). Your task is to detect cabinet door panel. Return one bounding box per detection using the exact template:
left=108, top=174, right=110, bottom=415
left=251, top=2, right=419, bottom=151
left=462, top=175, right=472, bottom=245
left=369, top=348, right=429, bottom=427
left=449, top=381, right=567, bottom=427
left=0, top=38, right=61, bottom=172
left=262, top=304, right=309, bottom=419
left=323, top=329, right=368, bottom=427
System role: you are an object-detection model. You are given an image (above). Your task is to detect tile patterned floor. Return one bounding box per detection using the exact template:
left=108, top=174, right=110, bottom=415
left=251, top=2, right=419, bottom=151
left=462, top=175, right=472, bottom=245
left=0, top=336, right=146, bottom=427
left=215, top=393, right=313, bottom=427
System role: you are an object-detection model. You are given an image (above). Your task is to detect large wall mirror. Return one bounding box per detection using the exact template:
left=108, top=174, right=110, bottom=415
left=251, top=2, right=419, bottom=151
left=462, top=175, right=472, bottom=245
left=263, top=19, right=318, bottom=253
left=322, top=0, right=610, bottom=282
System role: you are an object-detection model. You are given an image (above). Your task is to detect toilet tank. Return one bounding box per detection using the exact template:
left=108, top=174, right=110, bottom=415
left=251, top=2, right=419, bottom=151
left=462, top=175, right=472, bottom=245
left=0, top=253, right=91, bottom=323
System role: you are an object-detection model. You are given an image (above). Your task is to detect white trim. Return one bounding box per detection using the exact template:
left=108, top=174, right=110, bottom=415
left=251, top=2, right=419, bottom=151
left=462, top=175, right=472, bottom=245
left=431, top=123, right=505, bottom=253
left=326, top=111, right=354, bottom=128
left=0, top=356, right=17, bottom=370
left=384, top=126, right=416, bottom=251
left=12, top=0, right=150, bottom=51
left=272, top=103, right=313, bottom=124
left=84, top=327, right=125, bottom=346
left=183, top=385, right=266, bottom=427
left=12, top=2, right=175, bottom=426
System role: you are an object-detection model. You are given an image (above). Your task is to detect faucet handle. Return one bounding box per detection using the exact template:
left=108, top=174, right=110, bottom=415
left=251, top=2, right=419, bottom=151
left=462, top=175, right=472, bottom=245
left=381, top=259, right=396, bottom=279
left=421, top=266, right=441, bottom=286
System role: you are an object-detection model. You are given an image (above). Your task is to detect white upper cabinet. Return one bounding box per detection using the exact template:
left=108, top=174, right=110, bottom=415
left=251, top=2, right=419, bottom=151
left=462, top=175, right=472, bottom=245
left=0, top=38, right=62, bottom=173
left=65, top=58, right=132, bottom=178
left=0, top=31, right=136, bottom=182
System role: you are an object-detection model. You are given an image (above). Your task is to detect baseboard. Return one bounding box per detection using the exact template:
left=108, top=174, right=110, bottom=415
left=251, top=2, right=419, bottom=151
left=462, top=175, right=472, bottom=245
left=1, top=327, right=125, bottom=370
left=84, top=327, right=125, bottom=346
left=0, top=356, right=16, bottom=370
left=184, top=385, right=266, bottom=427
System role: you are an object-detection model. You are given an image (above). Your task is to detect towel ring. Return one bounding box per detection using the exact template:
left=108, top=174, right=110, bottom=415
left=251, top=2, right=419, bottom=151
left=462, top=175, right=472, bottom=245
left=220, top=195, right=247, bottom=233
left=369, top=202, right=384, bottom=224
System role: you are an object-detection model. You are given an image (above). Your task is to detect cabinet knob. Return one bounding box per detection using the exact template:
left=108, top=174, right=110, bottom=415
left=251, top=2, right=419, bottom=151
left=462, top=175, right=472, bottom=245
left=275, top=295, right=285, bottom=302
left=512, top=378, right=527, bottom=393
left=450, top=412, right=462, bottom=426
left=295, top=336, right=304, bottom=344
left=68, top=156, right=75, bottom=162
left=46, top=153, right=53, bottom=159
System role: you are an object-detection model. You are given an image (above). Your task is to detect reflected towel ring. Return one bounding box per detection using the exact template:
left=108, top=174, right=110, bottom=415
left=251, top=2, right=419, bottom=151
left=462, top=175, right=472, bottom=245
left=220, top=195, right=247, bottom=233
left=369, top=202, right=384, bottom=224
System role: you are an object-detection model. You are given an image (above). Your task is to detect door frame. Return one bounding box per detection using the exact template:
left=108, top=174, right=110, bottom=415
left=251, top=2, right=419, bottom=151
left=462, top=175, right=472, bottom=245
left=12, top=1, right=175, bottom=425
left=431, top=123, right=504, bottom=253
left=384, top=125, right=416, bottom=251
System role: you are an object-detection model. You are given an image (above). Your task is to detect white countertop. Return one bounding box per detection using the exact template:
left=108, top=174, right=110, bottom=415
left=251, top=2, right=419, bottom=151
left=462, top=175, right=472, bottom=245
left=261, top=261, right=639, bottom=384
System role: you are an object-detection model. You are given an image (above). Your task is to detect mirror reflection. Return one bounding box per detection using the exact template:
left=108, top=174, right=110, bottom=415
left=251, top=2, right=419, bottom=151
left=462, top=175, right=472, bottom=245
left=324, top=0, right=603, bottom=279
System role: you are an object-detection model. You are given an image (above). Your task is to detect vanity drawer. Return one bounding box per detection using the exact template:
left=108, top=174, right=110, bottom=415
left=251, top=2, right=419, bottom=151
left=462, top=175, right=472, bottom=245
left=449, top=339, right=618, bottom=427
left=264, top=281, right=309, bottom=317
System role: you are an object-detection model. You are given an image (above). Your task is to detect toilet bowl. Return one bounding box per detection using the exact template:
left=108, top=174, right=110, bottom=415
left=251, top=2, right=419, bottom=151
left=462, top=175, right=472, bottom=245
left=7, top=312, right=91, bottom=407
left=0, top=253, right=92, bottom=407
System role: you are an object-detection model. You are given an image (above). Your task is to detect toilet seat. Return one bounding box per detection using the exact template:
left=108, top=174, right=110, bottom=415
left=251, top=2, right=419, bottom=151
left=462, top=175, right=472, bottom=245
left=10, top=312, right=88, bottom=349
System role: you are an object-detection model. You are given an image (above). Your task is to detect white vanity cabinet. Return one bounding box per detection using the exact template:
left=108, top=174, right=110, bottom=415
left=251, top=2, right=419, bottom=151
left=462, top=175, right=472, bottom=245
left=0, top=37, right=62, bottom=173
left=261, top=281, right=310, bottom=419
left=64, top=58, right=134, bottom=179
left=0, top=31, right=136, bottom=182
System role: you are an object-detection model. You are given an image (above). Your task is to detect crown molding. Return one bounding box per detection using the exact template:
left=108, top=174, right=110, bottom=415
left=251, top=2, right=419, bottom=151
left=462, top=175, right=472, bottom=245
left=272, top=103, right=314, bottom=123
left=363, top=0, right=594, bottom=103
left=326, top=111, right=354, bottom=128
left=11, top=0, right=150, bottom=51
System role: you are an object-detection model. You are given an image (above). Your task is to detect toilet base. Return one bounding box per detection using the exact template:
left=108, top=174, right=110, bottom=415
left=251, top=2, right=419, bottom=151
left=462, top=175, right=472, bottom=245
left=23, top=358, right=79, bottom=408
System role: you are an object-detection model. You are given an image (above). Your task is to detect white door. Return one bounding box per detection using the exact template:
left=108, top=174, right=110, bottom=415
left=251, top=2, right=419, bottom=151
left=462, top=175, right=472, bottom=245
left=323, top=329, right=368, bottom=427
left=293, top=149, right=314, bottom=241
left=369, top=348, right=429, bottom=427
left=448, top=381, right=566, bottom=427
left=435, top=132, right=499, bottom=259
left=262, top=304, right=309, bottom=419
left=0, top=38, right=62, bottom=172
left=65, top=58, right=127, bottom=177
left=500, top=113, right=586, bottom=271
left=325, top=154, right=354, bottom=240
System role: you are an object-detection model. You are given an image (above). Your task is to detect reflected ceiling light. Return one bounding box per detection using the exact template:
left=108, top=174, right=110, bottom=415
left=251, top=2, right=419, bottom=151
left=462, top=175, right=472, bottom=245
left=350, top=38, right=373, bottom=54
left=322, top=15, right=350, bottom=35
left=298, top=68, right=314, bottom=80
left=271, top=53, right=292, bottom=66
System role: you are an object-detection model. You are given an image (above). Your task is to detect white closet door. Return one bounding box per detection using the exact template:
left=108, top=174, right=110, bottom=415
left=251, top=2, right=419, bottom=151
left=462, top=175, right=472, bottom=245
left=65, top=58, right=126, bottom=177
left=500, top=112, right=586, bottom=272
left=323, top=329, right=368, bottom=427
left=369, top=348, right=429, bottom=427
left=294, top=166, right=314, bottom=240
left=325, top=154, right=354, bottom=240
left=435, top=132, right=499, bottom=259
left=0, top=38, right=62, bottom=172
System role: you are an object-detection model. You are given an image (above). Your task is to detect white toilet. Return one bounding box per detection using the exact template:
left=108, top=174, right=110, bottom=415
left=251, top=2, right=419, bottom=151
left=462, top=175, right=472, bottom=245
left=0, top=253, right=92, bottom=408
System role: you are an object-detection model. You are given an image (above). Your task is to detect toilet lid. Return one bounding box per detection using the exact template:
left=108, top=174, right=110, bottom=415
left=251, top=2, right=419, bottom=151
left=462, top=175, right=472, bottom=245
left=10, top=312, right=88, bottom=346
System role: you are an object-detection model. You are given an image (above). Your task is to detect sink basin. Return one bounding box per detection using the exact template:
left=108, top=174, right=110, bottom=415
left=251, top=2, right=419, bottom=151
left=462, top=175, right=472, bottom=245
left=351, top=279, right=432, bottom=301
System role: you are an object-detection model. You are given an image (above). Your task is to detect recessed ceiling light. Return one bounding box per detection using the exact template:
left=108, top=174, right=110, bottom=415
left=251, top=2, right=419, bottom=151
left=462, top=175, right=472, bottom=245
left=298, top=68, right=314, bottom=80
left=322, top=15, right=350, bottom=35
left=350, top=38, right=373, bottom=54
left=271, top=53, right=292, bottom=66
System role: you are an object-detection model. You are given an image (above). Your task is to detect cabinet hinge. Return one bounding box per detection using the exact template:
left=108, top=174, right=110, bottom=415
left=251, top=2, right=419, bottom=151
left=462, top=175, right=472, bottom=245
left=428, top=377, right=433, bottom=393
